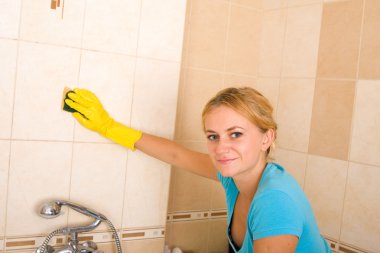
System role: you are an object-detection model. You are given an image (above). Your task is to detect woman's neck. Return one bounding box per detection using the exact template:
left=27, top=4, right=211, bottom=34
left=233, top=158, right=268, bottom=200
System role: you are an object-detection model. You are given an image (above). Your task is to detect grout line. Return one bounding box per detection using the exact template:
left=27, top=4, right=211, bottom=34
left=3, top=0, right=25, bottom=244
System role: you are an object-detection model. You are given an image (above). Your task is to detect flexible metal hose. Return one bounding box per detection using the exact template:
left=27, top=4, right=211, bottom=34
left=105, top=219, right=122, bottom=253
left=38, top=228, right=65, bottom=253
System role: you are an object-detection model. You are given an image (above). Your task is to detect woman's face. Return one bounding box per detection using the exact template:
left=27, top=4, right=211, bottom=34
left=204, top=105, right=271, bottom=178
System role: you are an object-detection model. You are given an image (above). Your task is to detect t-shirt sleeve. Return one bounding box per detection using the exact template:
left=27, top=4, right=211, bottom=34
left=249, top=190, right=304, bottom=240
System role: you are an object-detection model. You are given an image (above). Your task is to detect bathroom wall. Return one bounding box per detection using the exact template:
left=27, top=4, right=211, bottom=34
left=0, top=0, right=186, bottom=252
left=166, top=1, right=380, bottom=253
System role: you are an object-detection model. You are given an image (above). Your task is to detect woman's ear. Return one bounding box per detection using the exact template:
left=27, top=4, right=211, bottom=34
left=261, top=129, right=275, bottom=151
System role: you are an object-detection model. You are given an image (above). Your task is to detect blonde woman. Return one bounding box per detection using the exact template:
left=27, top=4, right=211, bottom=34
left=65, top=87, right=332, bottom=253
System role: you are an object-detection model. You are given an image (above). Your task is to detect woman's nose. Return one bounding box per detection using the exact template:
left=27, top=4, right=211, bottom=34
left=215, top=139, right=231, bottom=154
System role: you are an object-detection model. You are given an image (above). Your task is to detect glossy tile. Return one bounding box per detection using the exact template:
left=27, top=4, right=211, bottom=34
left=304, top=155, right=348, bottom=240
left=0, top=141, right=10, bottom=236
left=123, top=152, right=171, bottom=228
left=341, top=162, right=380, bottom=252
left=166, top=220, right=209, bottom=253
left=137, top=0, right=186, bottom=62
left=316, top=0, right=363, bottom=79
left=210, top=180, right=227, bottom=210
left=131, top=58, right=180, bottom=138
left=0, top=0, right=21, bottom=39
left=273, top=148, right=307, bottom=188
left=281, top=4, right=322, bottom=78
left=358, top=0, right=380, bottom=79
left=12, top=42, right=80, bottom=141
left=124, top=238, right=165, bottom=253
left=230, top=0, right=261, bottom=9
left=207, top=219, right=228, bottom=253
left=186, top=0, right=229, bottom=70
left=175, top=68, right=223, bottom=141
left=288, top=0, right=322, bottom=6
left=350, top=80, right=380, bottom=166
left=223, top=74, right=257, bottom=89
left=75, top=50, right=135, bottom=143
left=225, top=5, right=261, bottom=76
left=6, top=141, right=72, bottom=236
left=69, top=143, right=128, bottom=230
left=262, top=0, right=287, bottom=10
left=20, top=0, right=85, bottom=47
left=170, top=141, right=213, bottom=212
left=308, top=79, right=355, bottom=160
left=256, top=78, right=280, bottom=118
left=82, top=0, right=140, bottom=55
left=0, top=39, right=18, bottom=139
left=258, top=8, right=287, bottom=77
left=276, top=78, right=315, bottom=152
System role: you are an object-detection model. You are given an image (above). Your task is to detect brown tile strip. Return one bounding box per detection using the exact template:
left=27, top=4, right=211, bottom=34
left=210, top=211, right=227, bottom=217
left=122, top=232, right=145, bottom=238
left=6, top=240, right=35, bottom=247
left=339, top=246, right=358, bottom=253
left=173, top=214, right=191, bottom=219
left=78, top=236, right=93, bottom=242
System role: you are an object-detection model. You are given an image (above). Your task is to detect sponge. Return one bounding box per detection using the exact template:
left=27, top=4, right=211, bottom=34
left=62, top=87, right=77, bottom=113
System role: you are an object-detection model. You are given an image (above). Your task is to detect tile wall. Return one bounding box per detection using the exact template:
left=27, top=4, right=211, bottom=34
left=0, top=0, right=186, bottom=252
left=166, top=0, right=380, bottom=253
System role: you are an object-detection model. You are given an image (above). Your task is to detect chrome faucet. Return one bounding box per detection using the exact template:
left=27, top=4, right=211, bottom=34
left=35, top=200, right=122, bottom=253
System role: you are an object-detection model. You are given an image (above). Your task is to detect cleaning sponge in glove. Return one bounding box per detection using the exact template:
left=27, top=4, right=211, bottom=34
left=64, top=88, right=142, bottom=151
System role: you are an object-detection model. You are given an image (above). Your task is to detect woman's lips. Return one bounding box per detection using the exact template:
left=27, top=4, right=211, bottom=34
left=217, top=157, right=237, bottom=165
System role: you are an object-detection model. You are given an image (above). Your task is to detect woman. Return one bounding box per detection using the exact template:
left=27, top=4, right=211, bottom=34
left=65, top=87, right=332, bottom=253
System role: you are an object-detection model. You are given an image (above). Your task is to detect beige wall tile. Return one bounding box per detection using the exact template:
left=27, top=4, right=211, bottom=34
left=20, top=0, right=85, bottom=47
left=12, top=42, right=80, bottom=141
left=230, top=0, right=261, bottom=9
left=82, top=0, right=140, bottom=55
left=256, top=78, right=280, bottom=118
left=316, top=0, right=363, bottom=79
left=350, top=80, right=380, bottom=166
left=308, top=79, right=355, bottom=160
left=0, top=141, right=10, bottom=236
left=210, top=181, right=227, bottom=210
left=262, top=0, right=287, bottom=10
left=258, top=8, right=287, bottom=77
left=225, top=5, right=261, bottom=76
left=358, top=0, right=380, bottom=79
left=304, top=155, right=348, bottom=240
left=137, top=0, right=186, bottom=62
left=0, top=0, right=21, bottom=39
left=223, top=74, right=257, bottom=89
left=69, top=143, right=127, bottom=230
left=0, top=39, right=17, bottom=139
left=175, top=69, right=223, bottom=141
left=75, top=50, right=135, bottom=143
left=288, top=0, right=323, bottom=7
left=208, top=219, right=228, bottom=253
left=281, top=4, right=322, bottom=78
left=131, top=58, right=180, bottom=138
left=6, top=141, right=72, bottom=236
left=171, top=169, right=213, bottom=212
left=276, top=78, right=315, bottom=152
left=124, top=238, right=165, bottom=253
left=186, top=0, right=229, bottom=70
left=170, top=141, right=213, bottom=212
left=123, top=152, right=171, bottom=228
left=341, top=162, right=380, bottom=252
left=166, top=220, right=209, bottom=253
left=273, top=148, right=307, bottom=188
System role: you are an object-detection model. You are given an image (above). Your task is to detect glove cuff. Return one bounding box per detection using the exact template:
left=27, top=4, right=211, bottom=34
left=105, top=121, right=142, bottom=151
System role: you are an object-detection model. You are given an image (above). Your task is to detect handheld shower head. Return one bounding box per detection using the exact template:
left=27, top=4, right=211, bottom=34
left=39, top=201, right=62, bottom=219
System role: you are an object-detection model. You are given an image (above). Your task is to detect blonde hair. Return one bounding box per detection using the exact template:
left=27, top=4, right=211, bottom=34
left=202, top=87, right=277, bottom=158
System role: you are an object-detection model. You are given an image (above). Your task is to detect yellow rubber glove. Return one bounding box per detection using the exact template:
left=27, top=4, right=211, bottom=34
left=65, top=88, right=142, bottom=151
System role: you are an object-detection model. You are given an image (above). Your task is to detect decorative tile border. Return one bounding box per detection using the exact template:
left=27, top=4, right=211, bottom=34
left=167, top=209, right=228, bottom=222
left=3, top=227, right=165, bottom=252
left=167, top=210, right=372, bottom=253
left=0, top=238, right=3, bottom=250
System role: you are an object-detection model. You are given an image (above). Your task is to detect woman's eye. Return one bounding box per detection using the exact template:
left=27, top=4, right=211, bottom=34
left=207, top=135, right=218, bottom=141
left=231, top=132, right=242, bottom=138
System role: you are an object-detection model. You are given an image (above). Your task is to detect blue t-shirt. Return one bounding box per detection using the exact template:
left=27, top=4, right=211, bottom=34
left=217, top=162, right=332, bottom=253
